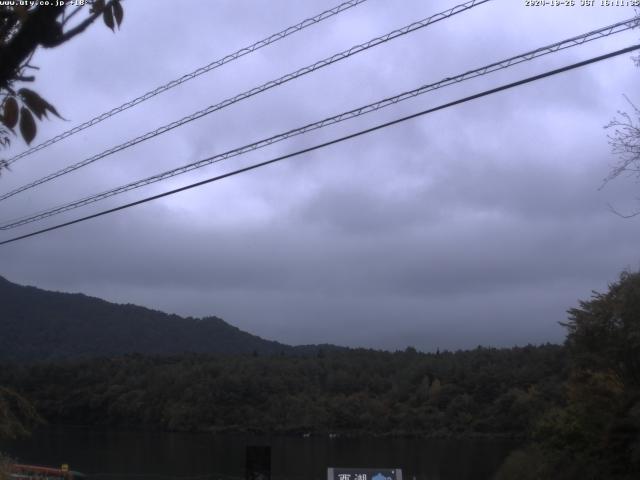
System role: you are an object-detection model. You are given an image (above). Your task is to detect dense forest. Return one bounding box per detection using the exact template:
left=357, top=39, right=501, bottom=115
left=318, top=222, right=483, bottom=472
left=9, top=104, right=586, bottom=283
left=0, top=344, right=566, bottom=437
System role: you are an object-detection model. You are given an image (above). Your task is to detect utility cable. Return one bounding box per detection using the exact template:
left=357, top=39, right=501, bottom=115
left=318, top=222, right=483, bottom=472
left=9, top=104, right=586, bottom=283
left=1, top=16, right=636, bottom=230
left=1, top=44, right=637, bottom=247
left=3, top=0, right=371, bottom=167
left=0, top=0, right=491, bottom=202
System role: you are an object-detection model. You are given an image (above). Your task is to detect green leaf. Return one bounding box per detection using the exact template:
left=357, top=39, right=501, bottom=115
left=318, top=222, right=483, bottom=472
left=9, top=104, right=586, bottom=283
left=19, top=88, right=47, bottom=119
left=103, top=6, right=115, bottom=31
left=44, top=102, right=63, bottom=120
left=112, top=0, right=123, bottom=27
left=90, top=0, right=106, bottom=14
left=18, top=88, right=63, bottom=120
left=19, top=107, right=36, bottom=145
left=3, top=97, right=18, bottom=129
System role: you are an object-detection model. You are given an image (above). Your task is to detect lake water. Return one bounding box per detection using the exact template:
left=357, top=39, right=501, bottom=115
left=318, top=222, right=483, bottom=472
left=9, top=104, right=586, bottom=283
left=1, top=426, right=517, bottom=480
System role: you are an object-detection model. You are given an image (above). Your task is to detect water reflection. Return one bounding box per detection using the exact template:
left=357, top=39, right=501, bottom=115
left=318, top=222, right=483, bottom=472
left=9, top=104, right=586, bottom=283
left=1, top=426, right=517, bottom=480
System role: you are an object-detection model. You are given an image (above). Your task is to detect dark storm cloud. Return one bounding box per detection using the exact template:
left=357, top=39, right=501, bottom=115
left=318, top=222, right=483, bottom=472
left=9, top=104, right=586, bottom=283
left=0, top=0, right=639, bottom=350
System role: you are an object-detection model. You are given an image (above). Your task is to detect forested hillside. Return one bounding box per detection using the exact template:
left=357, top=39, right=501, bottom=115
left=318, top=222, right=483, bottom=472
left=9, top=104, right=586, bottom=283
left=2, top=271, right=639, bottom=478
left=0, top=345, right=566, bottom=437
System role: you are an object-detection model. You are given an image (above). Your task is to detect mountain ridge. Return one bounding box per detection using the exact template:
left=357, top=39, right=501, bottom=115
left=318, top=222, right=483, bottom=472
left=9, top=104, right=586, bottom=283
left=0, top=275, right=331, bottom=362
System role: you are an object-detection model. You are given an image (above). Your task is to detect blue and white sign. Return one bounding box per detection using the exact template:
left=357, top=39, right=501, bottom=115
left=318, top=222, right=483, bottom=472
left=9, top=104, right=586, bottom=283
left=327, top=468, right=402, bottom=480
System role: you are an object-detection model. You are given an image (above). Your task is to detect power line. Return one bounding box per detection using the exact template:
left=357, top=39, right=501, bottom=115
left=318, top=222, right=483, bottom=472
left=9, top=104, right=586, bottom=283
left=1, top=44, right=637, bottom=247
left=3, top=0, right=371, bottom=167
left=1, top=16, right=636, bottom=230
left=0, top=0, right=491, bottom=203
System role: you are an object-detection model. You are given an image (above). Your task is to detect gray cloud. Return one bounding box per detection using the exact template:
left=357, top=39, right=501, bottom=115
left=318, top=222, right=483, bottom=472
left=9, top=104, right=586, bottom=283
left=1, top=0, right=639, bottom=351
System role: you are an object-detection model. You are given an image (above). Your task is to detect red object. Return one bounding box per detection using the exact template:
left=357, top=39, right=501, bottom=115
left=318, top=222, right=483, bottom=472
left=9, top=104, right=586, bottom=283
left=9, top=464, right=82, bottom=479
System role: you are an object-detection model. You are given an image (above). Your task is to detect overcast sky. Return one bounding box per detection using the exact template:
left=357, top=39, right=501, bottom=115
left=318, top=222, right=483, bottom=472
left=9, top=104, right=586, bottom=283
left=0, top=0, right=639, bottom=351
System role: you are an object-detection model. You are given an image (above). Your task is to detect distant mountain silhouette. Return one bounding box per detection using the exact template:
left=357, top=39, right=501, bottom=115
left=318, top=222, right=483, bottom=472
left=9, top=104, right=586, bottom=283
left=0, top=275, right=331, bottom=361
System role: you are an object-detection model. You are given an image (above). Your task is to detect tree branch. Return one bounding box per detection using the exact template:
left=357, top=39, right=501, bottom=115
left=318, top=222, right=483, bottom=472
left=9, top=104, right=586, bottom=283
left=55, top=2, right=111, bottom=46
left=0, top=5, right=64, bottom=88
left=607, top=202, right=640, bottom=218
left=61, top=5, right=83, bottom=27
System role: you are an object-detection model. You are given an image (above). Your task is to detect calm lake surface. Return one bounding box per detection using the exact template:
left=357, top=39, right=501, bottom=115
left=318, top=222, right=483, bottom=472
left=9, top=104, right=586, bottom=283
left=1, top=426, right=517, bottom=480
